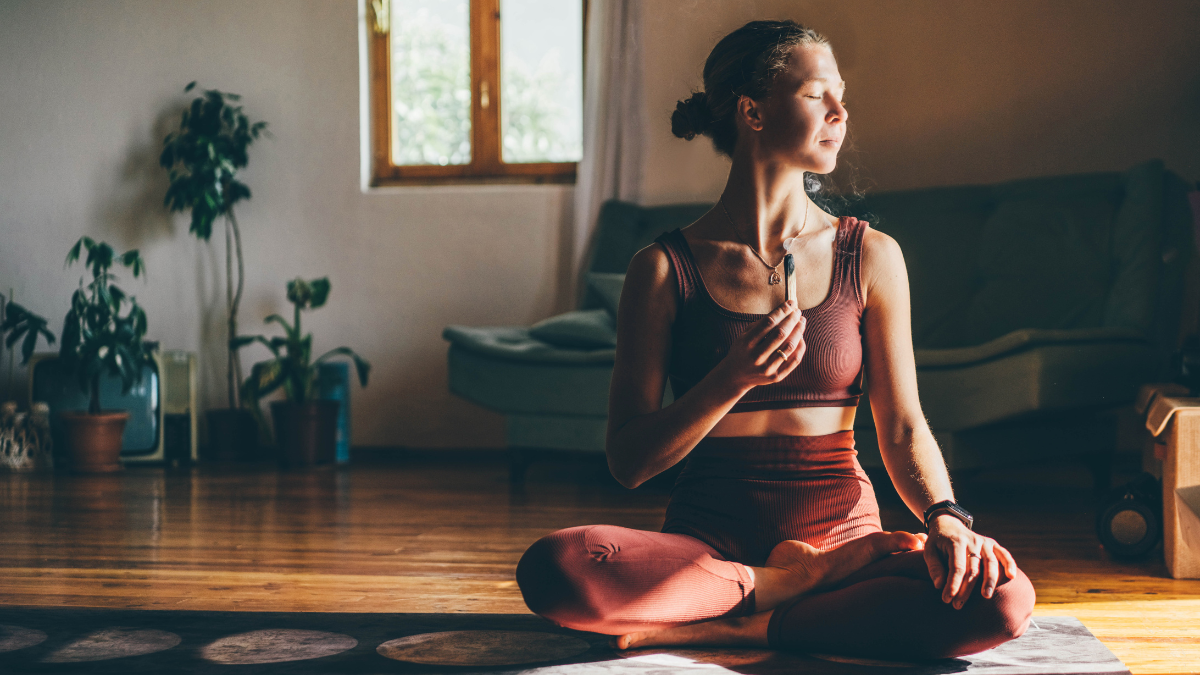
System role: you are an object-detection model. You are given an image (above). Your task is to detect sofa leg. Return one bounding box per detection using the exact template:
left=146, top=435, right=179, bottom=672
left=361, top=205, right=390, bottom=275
left=509, top=447, right=532, bottom=485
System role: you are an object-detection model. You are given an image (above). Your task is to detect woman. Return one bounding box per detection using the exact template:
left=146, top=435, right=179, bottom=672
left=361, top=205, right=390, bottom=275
left=516, top=20, right=1035, bottom=661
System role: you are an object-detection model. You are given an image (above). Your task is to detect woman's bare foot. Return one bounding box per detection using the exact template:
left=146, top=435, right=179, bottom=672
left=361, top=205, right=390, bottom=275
left=612, top=612, right=772, bottom=651
left=611, top=532, right=924, bottom=652
left=752, top=531, right=925, bottom=611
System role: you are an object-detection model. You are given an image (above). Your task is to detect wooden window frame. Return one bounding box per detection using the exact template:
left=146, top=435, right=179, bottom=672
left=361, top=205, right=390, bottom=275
left=368, top=0, right=584, bottom=186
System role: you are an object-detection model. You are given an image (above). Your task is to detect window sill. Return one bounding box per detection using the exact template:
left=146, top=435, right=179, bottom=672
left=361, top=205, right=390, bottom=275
left=369, top=172, right=576, bottom=188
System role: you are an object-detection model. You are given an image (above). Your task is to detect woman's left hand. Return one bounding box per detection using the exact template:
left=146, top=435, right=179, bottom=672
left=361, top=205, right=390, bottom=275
left=923, top=515, right=1019, bottom=609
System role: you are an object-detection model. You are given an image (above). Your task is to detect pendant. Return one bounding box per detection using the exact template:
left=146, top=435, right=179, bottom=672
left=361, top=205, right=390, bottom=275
left=769, top=271, right=781, bottom=285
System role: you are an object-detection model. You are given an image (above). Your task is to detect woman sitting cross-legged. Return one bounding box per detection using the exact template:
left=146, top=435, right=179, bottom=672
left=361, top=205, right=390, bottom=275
left=516, top=19, right=1035, bottom=662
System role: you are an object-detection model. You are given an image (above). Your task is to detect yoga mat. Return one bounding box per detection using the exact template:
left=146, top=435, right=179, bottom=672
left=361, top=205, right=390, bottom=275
left=0, top=609, right=1129, bottom=674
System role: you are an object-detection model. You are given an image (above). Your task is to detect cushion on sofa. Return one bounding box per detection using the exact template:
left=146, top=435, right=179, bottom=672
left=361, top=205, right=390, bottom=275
left=530, top=309, right=617, bottom=349
left=586, top=272, right=625, bottom=316
left=442, top=325, right=615, bottom=364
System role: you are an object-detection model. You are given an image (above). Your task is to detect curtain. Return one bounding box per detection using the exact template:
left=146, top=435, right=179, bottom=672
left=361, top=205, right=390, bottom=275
left=572, top=0, right=644, bottom=287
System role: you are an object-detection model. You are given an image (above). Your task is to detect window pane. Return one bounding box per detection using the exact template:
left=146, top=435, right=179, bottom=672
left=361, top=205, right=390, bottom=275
left=389, top=0, right=471, bottom=166
left=500, top=0, right=583, bottom=164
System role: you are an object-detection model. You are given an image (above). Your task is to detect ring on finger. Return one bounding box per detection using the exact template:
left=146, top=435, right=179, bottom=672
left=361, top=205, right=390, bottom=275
left=967, top=552, right=981, bottom=559
left=776, top=348, right=788, bottom=359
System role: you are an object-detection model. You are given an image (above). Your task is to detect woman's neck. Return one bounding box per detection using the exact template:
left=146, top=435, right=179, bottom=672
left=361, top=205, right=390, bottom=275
left=719, top=154, right=814, bottom=253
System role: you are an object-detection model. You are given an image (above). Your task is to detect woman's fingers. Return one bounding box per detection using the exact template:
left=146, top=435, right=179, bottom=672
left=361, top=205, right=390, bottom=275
left=767, top=318, right=807, bottom=374
left=994, top=543, right=1019, bottom=580
left=981, top=547, right=1001, bottom=599
left=749, top=302, right=797, bottom=344
left=924, top=544, right=947, bottom=590
left=952, top=549, right=982, bottom=609
left=755, top=311, right=803, bottom=363
left=942, top=542, right=968, bottom=604
left=772, top=338, right=806, bottom=380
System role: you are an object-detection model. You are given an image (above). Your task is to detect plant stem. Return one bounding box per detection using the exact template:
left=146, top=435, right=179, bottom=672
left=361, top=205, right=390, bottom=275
left=228, top=208, right=247, bottom=408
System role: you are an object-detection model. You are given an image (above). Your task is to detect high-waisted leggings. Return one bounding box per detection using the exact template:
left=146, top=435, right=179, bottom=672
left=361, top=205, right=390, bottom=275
left=516, top=432, right=1036, bottom=661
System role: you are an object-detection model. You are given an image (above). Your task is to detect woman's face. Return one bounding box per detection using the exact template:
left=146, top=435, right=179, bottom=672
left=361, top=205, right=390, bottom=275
left=752, top=44, right=847, bottom=174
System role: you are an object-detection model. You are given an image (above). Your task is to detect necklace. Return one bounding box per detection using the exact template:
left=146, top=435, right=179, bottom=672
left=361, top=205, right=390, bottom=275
left=718, top=198, right=809, bottom=285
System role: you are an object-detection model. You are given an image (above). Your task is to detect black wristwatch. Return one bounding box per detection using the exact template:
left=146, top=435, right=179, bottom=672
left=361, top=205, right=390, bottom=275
left=923, top=500, right=974, bottom=531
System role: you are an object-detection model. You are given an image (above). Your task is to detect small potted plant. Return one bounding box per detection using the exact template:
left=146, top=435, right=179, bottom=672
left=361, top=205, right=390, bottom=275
left=236, top=277, right=369, bottom=469
left=161, top=82, right=268, bottom=460
left=57, top=237, right=153, bottom=473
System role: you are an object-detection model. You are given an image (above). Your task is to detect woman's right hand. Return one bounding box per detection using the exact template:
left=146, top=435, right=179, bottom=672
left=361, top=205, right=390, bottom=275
left=713, top=301, right=806, bottom=392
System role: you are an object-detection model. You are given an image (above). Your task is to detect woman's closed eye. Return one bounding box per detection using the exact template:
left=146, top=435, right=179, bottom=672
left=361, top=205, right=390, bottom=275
left=803, top=94, right=847, bottom=106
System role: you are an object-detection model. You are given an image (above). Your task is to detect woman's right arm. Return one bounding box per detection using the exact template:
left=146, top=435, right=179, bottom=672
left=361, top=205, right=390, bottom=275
left=605, top=244, right=806, bottom=488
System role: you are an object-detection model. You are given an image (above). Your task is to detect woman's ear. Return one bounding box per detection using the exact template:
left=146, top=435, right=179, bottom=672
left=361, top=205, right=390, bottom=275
left=737, top=95, right=764, bottom=132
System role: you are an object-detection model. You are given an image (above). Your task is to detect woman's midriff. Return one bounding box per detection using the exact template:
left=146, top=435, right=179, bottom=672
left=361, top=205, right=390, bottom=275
left=661, top=430, right=882, bottom=567
left=707, top=404, right=858, bottom=437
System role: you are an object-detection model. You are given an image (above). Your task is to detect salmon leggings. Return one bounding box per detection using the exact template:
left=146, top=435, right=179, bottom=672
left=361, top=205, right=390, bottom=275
left=516, top=433, right=1036, bottom=661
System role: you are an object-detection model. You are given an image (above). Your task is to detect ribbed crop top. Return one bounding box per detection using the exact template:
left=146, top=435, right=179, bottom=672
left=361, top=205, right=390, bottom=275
left=654, top=217, right=868, bottom=412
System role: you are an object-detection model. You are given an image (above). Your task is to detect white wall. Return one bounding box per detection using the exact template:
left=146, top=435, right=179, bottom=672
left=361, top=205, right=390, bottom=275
left=2, top=0, right=1198, bottom=450
left=0, top=0, right=573, bottom=449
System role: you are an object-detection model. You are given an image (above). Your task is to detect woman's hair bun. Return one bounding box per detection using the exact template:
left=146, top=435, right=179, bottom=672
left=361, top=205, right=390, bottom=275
left=671, top=91, right=712, bottom=141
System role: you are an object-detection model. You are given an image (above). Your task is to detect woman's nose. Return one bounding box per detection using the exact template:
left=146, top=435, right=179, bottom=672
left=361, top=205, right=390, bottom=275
left=826, top=98, right=847, bottom=124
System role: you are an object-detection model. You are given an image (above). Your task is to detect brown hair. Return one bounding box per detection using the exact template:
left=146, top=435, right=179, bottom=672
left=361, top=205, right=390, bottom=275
left=671, top=20, right=830, bottom=157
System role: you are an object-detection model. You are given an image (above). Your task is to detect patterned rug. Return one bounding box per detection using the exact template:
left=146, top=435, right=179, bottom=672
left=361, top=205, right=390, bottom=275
left=0, top=609, right=1129, bottom=674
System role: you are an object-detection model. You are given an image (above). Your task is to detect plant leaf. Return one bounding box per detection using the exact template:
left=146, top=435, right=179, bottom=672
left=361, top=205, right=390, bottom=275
left=308, top=277, right=331, bottom=309
left=316, top=347, right=371, bottom=387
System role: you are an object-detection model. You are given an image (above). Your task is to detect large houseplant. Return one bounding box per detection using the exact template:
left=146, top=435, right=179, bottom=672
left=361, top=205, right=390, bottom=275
left=236, top=277, right=369, bottom=468
left=160, top=82, right=267, bottom=460
left=58, top=237, right=154, bottom=473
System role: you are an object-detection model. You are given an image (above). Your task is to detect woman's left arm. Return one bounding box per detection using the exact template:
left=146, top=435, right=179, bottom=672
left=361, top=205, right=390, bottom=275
left=860, top=229, right=1020, bottom=609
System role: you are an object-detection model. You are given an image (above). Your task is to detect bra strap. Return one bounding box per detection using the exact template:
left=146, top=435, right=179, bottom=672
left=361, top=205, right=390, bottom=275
left=837, top=217, right=869, bottom=307
left=654, top=229, right=701, bottom=304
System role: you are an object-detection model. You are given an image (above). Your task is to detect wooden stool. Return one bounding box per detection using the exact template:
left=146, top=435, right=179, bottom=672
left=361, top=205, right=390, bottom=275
left=1137, top=383, right=1200, bottom=578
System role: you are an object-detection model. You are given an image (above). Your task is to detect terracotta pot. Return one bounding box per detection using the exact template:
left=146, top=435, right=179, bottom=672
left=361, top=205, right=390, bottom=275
left=205, top=408, right=259, bottom=461
left=60, top=410, right=129, bottom=474
left=270, top=400, right=339, bottom=469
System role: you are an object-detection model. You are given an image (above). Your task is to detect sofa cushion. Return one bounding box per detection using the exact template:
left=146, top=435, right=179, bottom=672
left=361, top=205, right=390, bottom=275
left=442, top=325, right=615, bottom=364
left=530, top=309, right=616, bottom=349
left=957, top=196, right=1115, bottom=346
left=586, top=273, right=625, bottom=316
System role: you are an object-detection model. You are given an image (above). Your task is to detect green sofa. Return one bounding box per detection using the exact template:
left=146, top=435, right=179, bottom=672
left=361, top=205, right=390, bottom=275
left=445, top=160, right=1196, bottom=482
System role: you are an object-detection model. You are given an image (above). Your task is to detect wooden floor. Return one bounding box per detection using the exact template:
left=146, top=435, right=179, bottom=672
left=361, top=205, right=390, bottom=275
left=2, top=452, right=1199, bottom=674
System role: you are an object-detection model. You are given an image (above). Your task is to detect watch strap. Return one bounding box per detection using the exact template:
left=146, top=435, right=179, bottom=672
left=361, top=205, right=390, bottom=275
left=923, top=500, right=974, bottom=530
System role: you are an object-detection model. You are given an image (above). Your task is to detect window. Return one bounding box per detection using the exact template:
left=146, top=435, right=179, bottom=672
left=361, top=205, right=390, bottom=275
left=368, top=0, right=585, bottom=185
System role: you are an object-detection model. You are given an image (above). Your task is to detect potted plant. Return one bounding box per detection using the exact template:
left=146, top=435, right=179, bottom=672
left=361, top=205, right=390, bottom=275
left=236, top=277, right=369, bottom=469
left=160, top=81, right=268, bottom=460
left=57, top=237, right=153, bottom=473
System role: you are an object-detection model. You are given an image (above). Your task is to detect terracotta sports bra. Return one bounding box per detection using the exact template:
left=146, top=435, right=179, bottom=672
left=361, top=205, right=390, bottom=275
left=654, top=217, right=868, bottom=412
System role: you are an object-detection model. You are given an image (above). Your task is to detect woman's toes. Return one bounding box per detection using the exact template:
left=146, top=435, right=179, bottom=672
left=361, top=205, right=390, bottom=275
left=613, top=631, right=648, bottom=650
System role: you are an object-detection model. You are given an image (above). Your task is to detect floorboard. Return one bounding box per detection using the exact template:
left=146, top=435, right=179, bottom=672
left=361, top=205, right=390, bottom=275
left=2, top=453, right=1199, bottom=673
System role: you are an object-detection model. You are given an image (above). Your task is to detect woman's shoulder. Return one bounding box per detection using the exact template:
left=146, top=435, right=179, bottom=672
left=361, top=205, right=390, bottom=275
left=858, top=225, right=906, bottom=306
left=628, top=240, right=675, bottom=282
left=859, top=225, right=902, bottom=265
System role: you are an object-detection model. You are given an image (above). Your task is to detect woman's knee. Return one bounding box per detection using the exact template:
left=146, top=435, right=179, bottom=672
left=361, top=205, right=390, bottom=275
left=986, top=568, right=1036, bottom=640
left=935, top=569, right=1036, bottom=659
left=515, top=526, right=611, bottom=628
